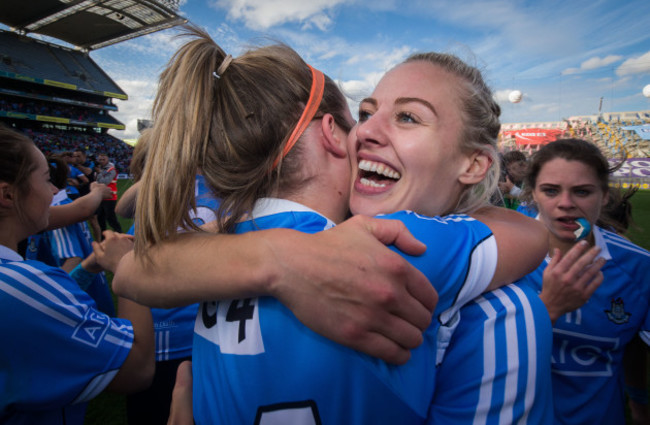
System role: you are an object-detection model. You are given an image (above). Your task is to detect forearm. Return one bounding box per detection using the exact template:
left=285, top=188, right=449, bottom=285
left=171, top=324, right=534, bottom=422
left=47, top=192, right=103, bottom=229
left=113, top=231, right=278, bottom=307
left=115, top=181, right=140, bottom=219
left=106, top=297, right=154, bottom=393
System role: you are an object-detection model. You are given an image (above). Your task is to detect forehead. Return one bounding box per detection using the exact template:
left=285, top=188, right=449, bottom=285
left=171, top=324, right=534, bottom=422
left=373, top=61, right=465, bottom=107
left=537, top=158, right=600, bottom=185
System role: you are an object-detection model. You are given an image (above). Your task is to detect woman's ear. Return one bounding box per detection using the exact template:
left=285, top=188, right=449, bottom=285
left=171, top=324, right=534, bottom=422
left=320, top=113, right=347, bottom=158
left=459, top=150, right=492, bottom=185
left=0, top=182, right=16, bottom=209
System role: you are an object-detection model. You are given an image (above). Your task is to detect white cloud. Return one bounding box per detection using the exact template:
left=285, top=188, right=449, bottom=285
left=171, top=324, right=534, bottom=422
left=212, top=0, right=346, bottom=30
left=562, top=55, right=623, bottom=75
left=108, top=79, right=158, bottom=139
left=616, top=51, right=650, bottom=76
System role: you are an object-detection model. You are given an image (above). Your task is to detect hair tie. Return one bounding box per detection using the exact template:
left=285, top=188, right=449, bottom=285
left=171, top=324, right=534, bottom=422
left=214, top=54, right=233, bottom=79
left=272, top=65, right=325, bottom=169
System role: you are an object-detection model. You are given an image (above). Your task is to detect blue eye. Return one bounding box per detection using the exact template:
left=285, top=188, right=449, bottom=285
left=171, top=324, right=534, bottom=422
left=542, top=188, right=558, bottom=196
left=358, top=110, right=371, bottom=122
left=397, top=112, right=417, bottom=123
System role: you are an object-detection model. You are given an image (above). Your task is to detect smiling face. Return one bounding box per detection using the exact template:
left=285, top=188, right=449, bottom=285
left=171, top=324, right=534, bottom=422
left=348, top=61, right=474, bottom=217
left=532, top=158, right=608, bottom=248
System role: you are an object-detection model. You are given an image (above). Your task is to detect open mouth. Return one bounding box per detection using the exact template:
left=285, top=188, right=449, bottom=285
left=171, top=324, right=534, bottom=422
left=358, top=159, right=401, bottom=188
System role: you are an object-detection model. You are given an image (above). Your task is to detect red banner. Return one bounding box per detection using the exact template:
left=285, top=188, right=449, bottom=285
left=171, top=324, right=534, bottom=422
left=501, top=128, right=566, bottom=145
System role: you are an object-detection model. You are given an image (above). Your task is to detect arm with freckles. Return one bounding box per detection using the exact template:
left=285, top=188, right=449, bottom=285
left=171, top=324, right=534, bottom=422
left=113, top=215, right=437, bottom=364
left=470, top=206, right=548, bottom=291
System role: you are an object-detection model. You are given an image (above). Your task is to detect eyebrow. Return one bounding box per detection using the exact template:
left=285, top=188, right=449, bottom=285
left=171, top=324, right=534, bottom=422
left=360, top=97, right=377, bottom=107
left=360, top=97, right=437, bottom=116
left=396, top=97, right=437, bottom=116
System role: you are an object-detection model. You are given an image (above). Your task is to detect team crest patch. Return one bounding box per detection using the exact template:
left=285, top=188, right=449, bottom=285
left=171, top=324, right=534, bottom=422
left=605, top=298, right=631, bottom=324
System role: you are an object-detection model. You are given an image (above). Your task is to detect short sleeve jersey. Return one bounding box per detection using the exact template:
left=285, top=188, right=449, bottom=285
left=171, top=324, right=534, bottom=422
left=193, top=198, right=498, bottom=424
left=429, top=281, right=554, bottom=424
left=66, top=165, right=84, bottom=197
left=520, top=225, right=650, bottom=424
left=0, top=245, right=134, bottom=425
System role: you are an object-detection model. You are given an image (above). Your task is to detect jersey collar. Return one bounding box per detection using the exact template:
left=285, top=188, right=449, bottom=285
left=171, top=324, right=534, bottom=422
left=592, top=226, right=612, bottom=261
left=251, top=198, right=336, bottom=229
left=0, top=244, right=24, bottom=261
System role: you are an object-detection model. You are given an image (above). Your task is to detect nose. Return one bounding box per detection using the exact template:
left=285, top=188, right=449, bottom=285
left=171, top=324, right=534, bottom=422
left=557, top=190, right=574, bottom=209
left=50, top=182, right=59, bottom=195
left=355, top=113, right=387, bottom=148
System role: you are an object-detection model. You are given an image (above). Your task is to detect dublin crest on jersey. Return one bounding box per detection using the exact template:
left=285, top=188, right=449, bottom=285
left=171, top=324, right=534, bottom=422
left=604, top=298, right=631, bottom=324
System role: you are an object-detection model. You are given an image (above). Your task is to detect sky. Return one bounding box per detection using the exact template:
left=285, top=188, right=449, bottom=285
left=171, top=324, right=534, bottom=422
left=41, top=0, right=650, bottom=139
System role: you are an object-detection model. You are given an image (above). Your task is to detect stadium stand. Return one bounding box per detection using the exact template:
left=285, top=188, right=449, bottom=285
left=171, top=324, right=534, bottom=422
left=0, top=0, right=186, bottom=176
left=500, top=112, right=650, bottom=190
left=0, top=30, right=134, bottom=173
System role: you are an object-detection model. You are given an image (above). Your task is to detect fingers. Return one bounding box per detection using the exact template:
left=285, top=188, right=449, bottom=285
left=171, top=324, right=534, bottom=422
left=566, top=244, right=602, bottom=277
left=353, top=331, right=413, bottom=365
left=359, top=216, right=427, bottom=256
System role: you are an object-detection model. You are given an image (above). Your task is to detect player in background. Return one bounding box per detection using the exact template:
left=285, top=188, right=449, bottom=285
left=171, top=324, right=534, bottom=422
left=73, top=148, right=102, bottom=241
left=26, top=155, right=115, bottom=315
left=95, top=152, right=122, bottom=234
left=117, top=133, right=220, bottom=425
left=518, top=138, right=650, bottom=424
left=0, top=125, right=154, bottom=424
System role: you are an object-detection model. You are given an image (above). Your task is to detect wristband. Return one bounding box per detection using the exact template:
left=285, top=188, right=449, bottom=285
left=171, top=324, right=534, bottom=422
left=69, top=263, right=97, bottom=291
left=626, top=385, right=649, bottom=405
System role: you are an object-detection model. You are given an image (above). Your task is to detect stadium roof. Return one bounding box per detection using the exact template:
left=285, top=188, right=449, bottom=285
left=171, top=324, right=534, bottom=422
left=0, top=0, right=187, bottom=51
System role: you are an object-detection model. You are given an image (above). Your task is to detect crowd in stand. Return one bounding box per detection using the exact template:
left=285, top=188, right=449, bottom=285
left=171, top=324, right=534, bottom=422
left=0, top=96, right=118, bottom=124
left=22, top=127, right=133, bottom=174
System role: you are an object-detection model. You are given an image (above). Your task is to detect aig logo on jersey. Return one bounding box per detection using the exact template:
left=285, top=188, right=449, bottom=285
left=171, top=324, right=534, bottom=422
left=605, top=297, right=631, bottom=324
left=551, top=328, right=617, bottom=377
left=72, top=308, right=110, bottom=347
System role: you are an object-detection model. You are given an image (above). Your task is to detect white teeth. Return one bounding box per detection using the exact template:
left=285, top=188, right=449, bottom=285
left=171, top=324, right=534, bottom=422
left=358, top=159, right=401, bottom=179
left=360, top=177, right=387, bottom=188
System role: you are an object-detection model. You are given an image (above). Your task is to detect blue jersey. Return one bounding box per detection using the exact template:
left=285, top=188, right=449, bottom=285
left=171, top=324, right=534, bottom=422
left=521, top=225, right=650, bottom=424
left=26, top=191, right=115, bottom=316
left=66, top=165, right=84, bottom=197
left=0, top=245, right=134, bottom=425
left=430, top=282, right=553, bottom=424
left=193, top=198, right=498, bottom=424
left=129, top=175, right=219, bottom=361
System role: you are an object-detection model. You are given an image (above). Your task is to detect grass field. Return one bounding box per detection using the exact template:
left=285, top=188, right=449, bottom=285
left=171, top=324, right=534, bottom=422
left=84, top=184, right=650, bottom=425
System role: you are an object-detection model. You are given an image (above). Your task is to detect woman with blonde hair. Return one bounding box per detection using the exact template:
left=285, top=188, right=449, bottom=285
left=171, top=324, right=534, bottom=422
left=114, top=26, right=551, bottom=423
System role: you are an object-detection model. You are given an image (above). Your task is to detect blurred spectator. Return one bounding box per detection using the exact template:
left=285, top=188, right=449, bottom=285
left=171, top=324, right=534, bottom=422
left=95, top=153, right=122, bottom=234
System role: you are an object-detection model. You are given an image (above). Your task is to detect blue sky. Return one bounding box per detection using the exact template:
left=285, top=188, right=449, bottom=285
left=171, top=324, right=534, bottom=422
left=42, top=0, right=650, bottom=139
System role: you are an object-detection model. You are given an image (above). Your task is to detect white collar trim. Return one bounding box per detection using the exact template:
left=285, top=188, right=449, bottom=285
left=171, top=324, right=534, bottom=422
left=0, top=244, right=23, bottom=261
left=51, top=190, right=68, bottom=205
left=251, top=198, right=336, bottom=228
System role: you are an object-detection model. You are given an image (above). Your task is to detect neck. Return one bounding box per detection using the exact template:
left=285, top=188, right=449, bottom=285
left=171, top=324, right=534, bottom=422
left=0, top=220, right=22, bottom=253
left=277, top=174, right=349, bottom=225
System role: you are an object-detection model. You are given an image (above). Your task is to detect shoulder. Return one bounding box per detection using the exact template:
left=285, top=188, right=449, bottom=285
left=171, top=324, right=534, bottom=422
left=379, top=211, right=493, bottom=243
left=600, top=227, right=650, bottom=263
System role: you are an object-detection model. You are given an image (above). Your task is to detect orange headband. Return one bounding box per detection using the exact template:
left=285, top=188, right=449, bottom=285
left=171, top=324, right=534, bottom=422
left=273, top=65, right=325, bottom=169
